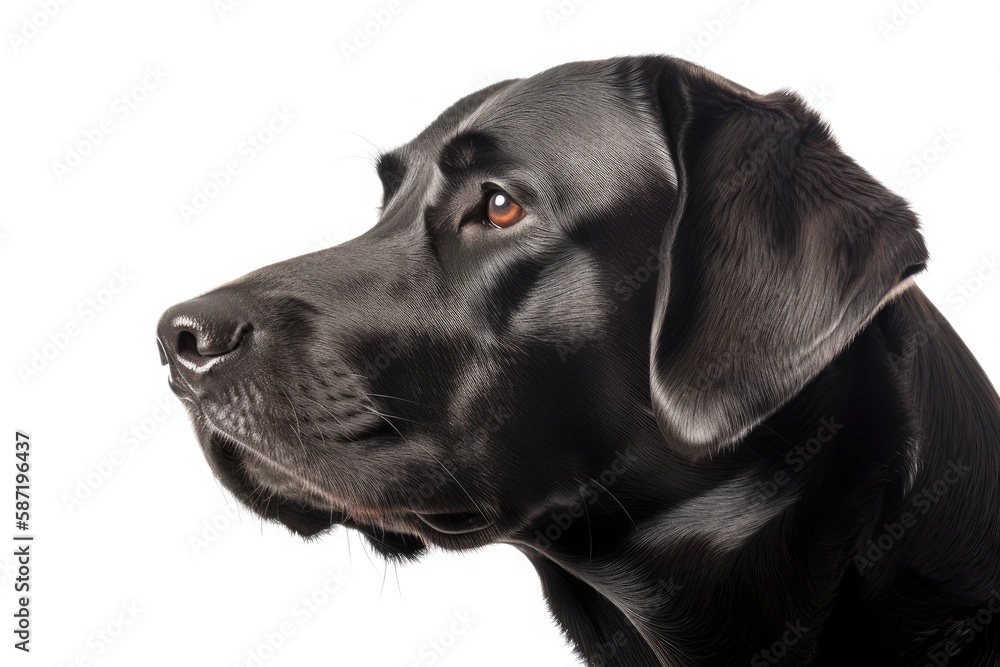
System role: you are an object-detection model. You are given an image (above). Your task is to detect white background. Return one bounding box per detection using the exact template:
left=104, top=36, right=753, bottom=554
left=2, top=0, right=999, bottom=665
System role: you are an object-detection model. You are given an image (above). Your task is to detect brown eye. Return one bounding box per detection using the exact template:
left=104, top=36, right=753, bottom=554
left=485, top=190, right=526, bottom=228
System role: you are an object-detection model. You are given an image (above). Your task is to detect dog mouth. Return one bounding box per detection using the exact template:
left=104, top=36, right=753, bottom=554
left=199, top=423, right=497, bottom=553
left=414, top=511, right=494, bottom=535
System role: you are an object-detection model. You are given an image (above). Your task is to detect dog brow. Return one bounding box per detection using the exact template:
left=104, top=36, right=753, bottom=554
left=375, top=151, right=406, bottom=182
left=437, top=131, right=500, bottom=178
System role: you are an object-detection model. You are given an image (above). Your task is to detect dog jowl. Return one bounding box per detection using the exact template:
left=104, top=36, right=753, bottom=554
left=158, top=56, right=1000, bottom=666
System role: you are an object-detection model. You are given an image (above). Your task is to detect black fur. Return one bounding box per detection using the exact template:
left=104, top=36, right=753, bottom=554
left=157, top=56, right=1000, bottom=665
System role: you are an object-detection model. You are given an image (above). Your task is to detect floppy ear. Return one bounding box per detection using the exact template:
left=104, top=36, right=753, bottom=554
left=643, top=57, right=928, bottom=459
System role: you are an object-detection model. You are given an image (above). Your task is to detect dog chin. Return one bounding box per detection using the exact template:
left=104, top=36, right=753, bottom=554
left=201, top=429, right=492, bottom=560
left=198, top=430, right=426, bottom=558
left=265, top=507, right=427, bottom=561
left=345, top=522, right=428, bottom=561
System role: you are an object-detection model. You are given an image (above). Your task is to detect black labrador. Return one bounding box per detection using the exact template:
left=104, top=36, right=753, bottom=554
left=157, top=56, right=1000, bottom=666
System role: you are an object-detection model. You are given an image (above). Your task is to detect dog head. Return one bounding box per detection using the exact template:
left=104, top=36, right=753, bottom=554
left=157, top=56, right=926, bottom=559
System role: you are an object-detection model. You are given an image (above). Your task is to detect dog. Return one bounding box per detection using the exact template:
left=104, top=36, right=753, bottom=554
left=157, top=56, right=1000, bottom=665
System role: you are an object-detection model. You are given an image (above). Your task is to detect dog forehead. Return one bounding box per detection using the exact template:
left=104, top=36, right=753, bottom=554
left=405, top=60, right=668, bottom=174
left=463, top=61, right=663, bottom=161
left=382, top=60, right=675, bottom=219
left=469, top=62, right=627, bottom=124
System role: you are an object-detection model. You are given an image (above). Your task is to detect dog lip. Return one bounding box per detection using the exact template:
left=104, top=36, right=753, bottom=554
left=166, top=377, right=195, bottom=400
left=414, top=511, right=494, bottom=535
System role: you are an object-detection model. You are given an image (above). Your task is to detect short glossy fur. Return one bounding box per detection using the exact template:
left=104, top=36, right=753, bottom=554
left=157, top=57, right=1000, bottom=665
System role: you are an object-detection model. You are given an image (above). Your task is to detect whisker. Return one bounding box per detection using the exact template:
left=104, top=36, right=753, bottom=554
left=411, top=440, right=486, bottom=518
left=379, top=559, right=389, bottom=600
left=297, top=393, right=357, bottom=444
left=333, top=154, right=378, bottom=166
left=278, top=388, right=307, bottom=451
left=361, top=401, right=420, bottom=425
left=339, top=128, right=383, bottom=159
left=589, top=478, right=637, bottom=531
left=362, top=407, right=407, bottom=440
left=365, top=392, right=430, bottom=408
left=393, top=562, right=402, bottom=601
left=358, top=536, right=381, bottom=576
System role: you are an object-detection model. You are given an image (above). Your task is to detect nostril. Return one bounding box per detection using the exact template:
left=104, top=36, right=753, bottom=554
left=173, top=323, right=250, bottom=366
left=176, top=330, right=199, bottom=358
left=157, top=295, right=253, bottom=377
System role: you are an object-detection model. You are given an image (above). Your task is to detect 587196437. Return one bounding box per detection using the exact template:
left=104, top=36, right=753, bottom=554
left=14, top=431, right=32, bottom=653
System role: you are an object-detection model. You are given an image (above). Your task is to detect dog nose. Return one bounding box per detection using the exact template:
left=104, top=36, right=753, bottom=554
left=156, top=295, right=252, bottom=379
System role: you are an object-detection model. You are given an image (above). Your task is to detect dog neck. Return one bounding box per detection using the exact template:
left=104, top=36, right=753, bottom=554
left=514, top=295, right=926, bottom=666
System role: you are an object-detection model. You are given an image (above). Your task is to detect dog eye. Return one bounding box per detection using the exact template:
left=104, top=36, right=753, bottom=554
left=485, top=190, right=526, bottom=228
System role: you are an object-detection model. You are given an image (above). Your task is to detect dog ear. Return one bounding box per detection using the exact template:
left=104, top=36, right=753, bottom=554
left=642, top=57, right=928, bottom=459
